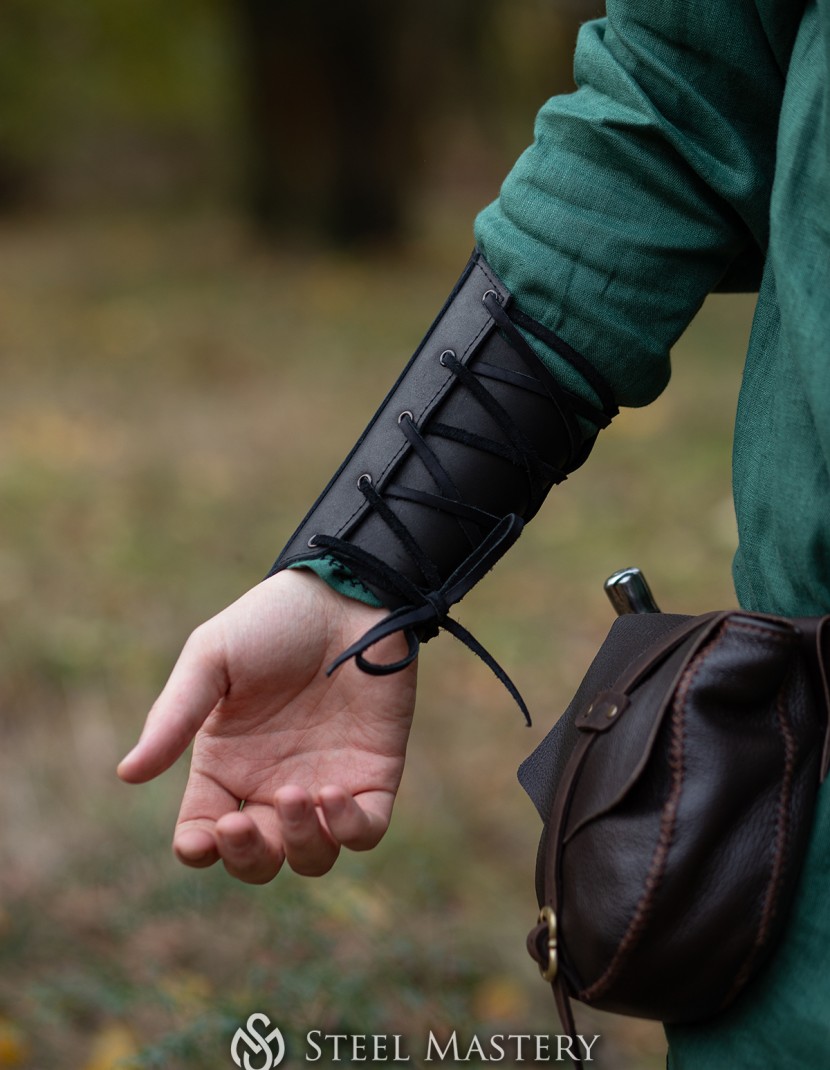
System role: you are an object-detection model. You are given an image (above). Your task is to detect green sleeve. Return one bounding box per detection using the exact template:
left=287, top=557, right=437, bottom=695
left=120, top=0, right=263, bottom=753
left=475, top=1, right=783, bottom=408
left=287, top=555, right=382, bottom=607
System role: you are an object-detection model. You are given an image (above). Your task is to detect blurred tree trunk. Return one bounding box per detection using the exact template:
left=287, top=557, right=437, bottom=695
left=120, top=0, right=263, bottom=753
left=232, top=0, right=602, bottom=247
left=234, top=1, right=431, bottom=246
left=0, top=150, right=30, bottom=213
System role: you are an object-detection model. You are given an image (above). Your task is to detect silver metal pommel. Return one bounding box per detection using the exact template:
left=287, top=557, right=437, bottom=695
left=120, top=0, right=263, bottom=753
left=604, top=567, right=661, bottom=616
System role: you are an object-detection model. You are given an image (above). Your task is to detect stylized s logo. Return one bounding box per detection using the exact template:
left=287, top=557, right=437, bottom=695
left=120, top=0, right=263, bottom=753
left=231, top=1013, right=285, bottom=1069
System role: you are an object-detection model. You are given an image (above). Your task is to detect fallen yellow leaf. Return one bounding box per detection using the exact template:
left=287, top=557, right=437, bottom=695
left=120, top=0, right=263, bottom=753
left=82, top=1023, right=137, bottom=1070
left=0, top=1018, right=29, bottom=1067
left=472, top=975, right=525, bottom=1021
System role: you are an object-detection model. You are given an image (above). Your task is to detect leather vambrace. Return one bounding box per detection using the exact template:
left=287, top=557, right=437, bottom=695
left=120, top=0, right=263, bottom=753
left=268, top=250, right=617, bottom=721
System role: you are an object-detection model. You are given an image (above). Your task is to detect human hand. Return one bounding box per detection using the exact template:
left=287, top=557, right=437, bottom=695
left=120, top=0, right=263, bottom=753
left=117, top=570, right=417, bottom=882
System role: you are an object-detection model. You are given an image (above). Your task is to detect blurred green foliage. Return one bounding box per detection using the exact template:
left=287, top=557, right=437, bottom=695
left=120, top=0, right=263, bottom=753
left=0, top=0, right=236, bottom=207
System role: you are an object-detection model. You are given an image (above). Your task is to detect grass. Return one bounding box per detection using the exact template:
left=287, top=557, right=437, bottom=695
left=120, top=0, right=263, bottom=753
left=0, top=204, right=754, bottom=1069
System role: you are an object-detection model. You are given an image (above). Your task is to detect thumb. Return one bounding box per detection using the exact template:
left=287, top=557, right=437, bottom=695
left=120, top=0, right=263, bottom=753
left=117, top=626, right=229, bottom=784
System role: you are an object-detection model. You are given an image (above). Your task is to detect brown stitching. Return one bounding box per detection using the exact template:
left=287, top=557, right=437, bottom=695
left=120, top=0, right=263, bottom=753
left=579, top=618, right=798, bottom=1004
left=579, top=639, right=709, bottom=1001
left=723, top=617, right=799, bottom=644
left=723, top=681, right=797, bottom=1005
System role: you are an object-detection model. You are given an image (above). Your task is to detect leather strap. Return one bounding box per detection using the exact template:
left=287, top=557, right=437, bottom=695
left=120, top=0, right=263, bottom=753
left=795, top=614, right=830, bottom=779
left=819, top=618, right=830, bottom=780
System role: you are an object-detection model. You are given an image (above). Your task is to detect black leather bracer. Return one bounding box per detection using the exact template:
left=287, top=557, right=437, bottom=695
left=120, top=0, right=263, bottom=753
left=268, top=250, right=617, bottom=720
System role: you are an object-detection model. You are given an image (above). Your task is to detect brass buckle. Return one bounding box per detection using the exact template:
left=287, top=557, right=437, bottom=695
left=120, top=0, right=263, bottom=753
left=537, top=906, right=558, bottom=983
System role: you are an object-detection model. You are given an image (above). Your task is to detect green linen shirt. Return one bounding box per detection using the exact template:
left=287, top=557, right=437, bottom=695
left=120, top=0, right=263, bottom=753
left=476, top=0, right=829, bottom=620
left=474, top=2, right=830, bottom=1064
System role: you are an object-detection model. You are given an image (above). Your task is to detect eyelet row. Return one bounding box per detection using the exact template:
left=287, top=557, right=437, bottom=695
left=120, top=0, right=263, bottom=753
left=305, top=290, right=498, bottom=552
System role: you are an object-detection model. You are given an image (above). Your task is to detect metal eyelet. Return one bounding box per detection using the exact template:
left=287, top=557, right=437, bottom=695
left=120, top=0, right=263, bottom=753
left=398, top=410, right=413, bottom=424
left=307, top=534, right=319, bottom=548
left=357, top=472, right=373, bottom=489
left=439, top=349, right=455, bottom=367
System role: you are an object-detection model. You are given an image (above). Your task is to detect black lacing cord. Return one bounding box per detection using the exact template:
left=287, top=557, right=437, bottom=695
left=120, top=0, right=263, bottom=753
left=484, top=292, right=616, bottom=436
left=316, top=299, right=617, bottom=723
left=395, top=412, right=483, bottom=548
left=318, top=512, right=531, bottom=721
left=440, top=351, right=565, bottom=505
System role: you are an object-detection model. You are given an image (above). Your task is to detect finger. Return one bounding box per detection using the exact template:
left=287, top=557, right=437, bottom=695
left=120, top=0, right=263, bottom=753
left=173, top=766, right=239, bottom=868
left=118, top=629, right=228, bottom=783
left=215, top=808, right=285, bottom=885
left=275, top=787, right=340, bottom=877
left=317, top=786, right=390, bottom=851
left=174, top=824, right=220, bottom=869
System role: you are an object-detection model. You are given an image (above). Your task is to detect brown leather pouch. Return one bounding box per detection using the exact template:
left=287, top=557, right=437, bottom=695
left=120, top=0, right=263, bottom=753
left=520, top=588, right=830, bottom=1059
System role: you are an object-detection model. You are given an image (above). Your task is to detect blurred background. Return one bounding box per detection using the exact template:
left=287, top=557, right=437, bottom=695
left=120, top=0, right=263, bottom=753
left=0, top=2, right=755, bottom=1067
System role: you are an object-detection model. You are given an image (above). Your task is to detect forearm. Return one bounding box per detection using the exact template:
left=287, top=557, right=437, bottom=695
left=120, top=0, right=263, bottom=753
left=269, top=252, right=616, bottom=717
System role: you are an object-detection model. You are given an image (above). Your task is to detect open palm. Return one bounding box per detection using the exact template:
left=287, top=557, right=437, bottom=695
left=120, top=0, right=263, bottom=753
left=118, top=570, right=417, bottom=882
